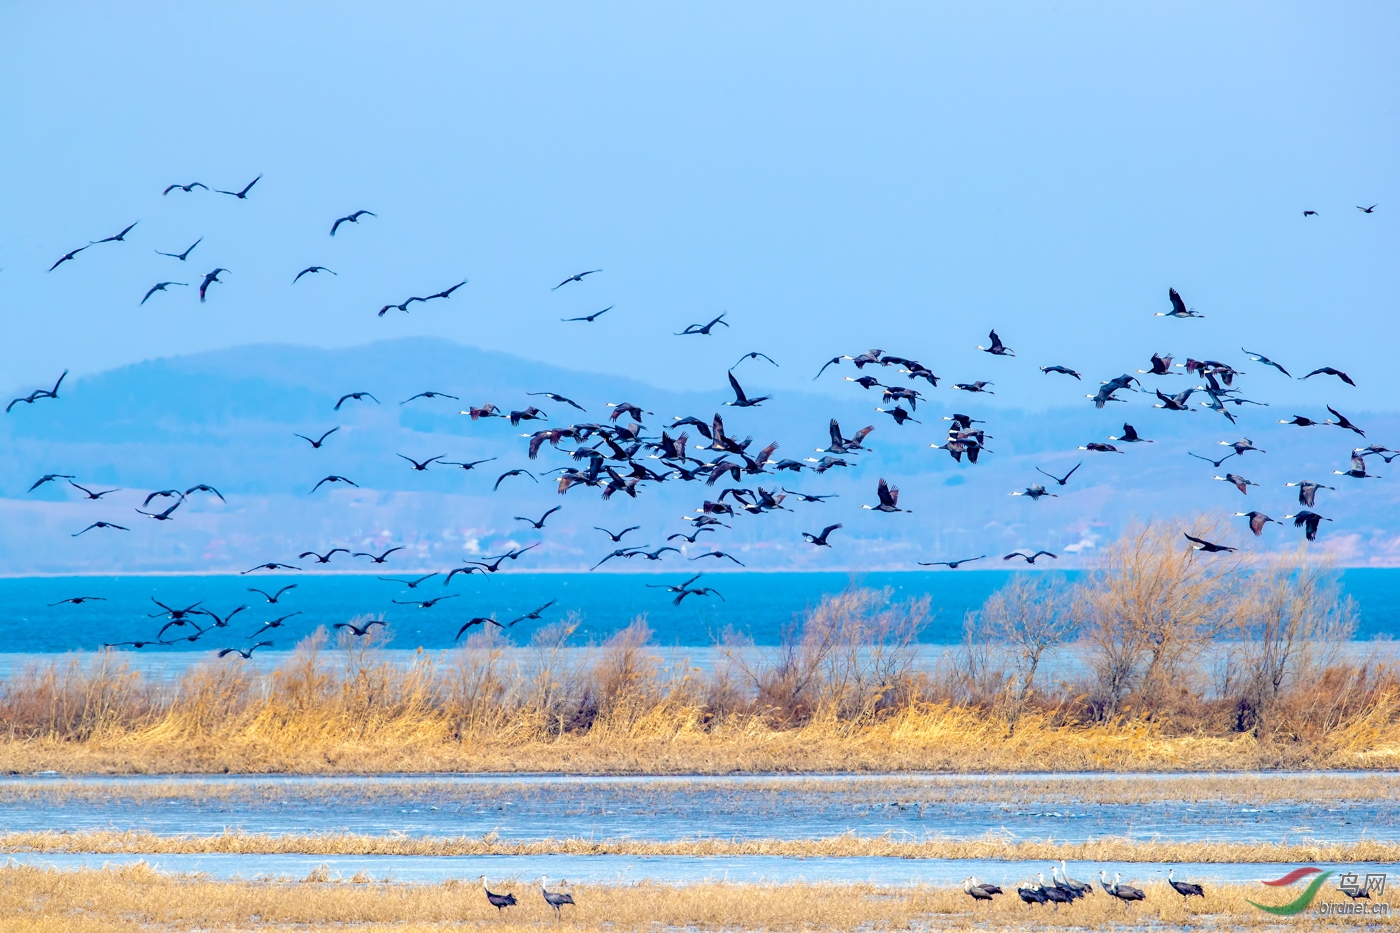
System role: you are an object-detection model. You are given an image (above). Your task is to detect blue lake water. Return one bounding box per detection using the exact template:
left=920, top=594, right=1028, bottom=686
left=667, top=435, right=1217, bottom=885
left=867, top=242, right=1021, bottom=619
left=0, top=569, right=1396, bottom=654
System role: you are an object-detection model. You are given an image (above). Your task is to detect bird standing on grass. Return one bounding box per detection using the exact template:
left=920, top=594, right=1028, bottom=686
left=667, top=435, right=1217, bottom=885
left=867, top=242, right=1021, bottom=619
left=481, top=876, right=516, bottom=912
left=540, top=877, right=575, bottom=916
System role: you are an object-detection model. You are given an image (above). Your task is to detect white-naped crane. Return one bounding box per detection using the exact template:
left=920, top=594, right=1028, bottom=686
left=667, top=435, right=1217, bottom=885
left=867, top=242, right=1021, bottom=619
left=976, top=329, right=1015, bottom=356
left=540, top=876, right=575, bottom=916
left=1156, top=287, right=1203, bottom=318
left=1221, top=437, right=1264, bottom=455
left=1036, top=463, right=1081, bottom=486
left=724, top=370, right=770, bottom=408
left=1010, top=484, right=1057, bottom=500
left=1040, top=364, right=1081, bottom=379
left=1058, top=861, right=1093, bottom=897
left=1213, top=473, right=1259, bottom=495
left=1004, top=550, right=1057, bottom=564
left=1285, top=480, right=1334, bottom=507
left=1016, top=880, right=1048, bottom=905
left=1235, top=511, right=1280, bottom=537
left=1334, top=454, right=1381, bottom=480
left=861, top=478, right=908, bottom=513
left=1036, top=873, right=1072, bottom=907
left=963, top=877, right=997, bottom=903
left=1110, top=424, right=1151, bottom=443
left=1283, top=510, right=1332, bottom=541
left=480, top=875, right=517, bottom=912
left=1303, top=366, right=1356, bottom=387
left=918, top=556, right=985, bottom=569
left=802, top=523, right=842, bottom=547
left=1325, top=406, right=1365, bottom=436
left=1167, top=868, right=1205, bottom=900
left=1101, top=871, right=1146, bottom=905
left=1184, top=533, right=1236, bottom=553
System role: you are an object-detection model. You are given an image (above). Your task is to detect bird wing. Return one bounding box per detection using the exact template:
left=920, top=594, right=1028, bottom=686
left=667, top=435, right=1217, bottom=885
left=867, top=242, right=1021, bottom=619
left=1169, top=288, right=1187, bottom=315
left=876, top=479, right=894, bottom=506
left=727, top=370, right=747, bottom=403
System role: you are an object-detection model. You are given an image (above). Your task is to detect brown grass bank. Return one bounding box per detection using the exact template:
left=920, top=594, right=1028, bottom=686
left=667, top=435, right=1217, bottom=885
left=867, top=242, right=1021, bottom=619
left=2, top=864, right=1395, bottom=933
left=1, top=529, right=1396, bottom=774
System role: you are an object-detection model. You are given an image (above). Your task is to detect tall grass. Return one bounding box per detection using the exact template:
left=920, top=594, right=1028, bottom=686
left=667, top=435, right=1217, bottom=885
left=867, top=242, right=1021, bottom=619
left=1, top=525, right=1396, bottom=774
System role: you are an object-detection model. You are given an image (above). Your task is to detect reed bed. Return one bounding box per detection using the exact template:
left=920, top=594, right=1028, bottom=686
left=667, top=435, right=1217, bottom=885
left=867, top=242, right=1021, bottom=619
left=6, top=772, right=1399, bottom=807
left=4, top=829, right=1399, bottom=864
left=1, top=863, right=1394, bottom=933
left=1, top=550, right=1395, bottom=774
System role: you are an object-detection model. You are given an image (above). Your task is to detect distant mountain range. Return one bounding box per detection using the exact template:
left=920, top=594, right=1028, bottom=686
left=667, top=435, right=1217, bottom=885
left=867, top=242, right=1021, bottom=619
left=2, top=337, right=1396, bottom=573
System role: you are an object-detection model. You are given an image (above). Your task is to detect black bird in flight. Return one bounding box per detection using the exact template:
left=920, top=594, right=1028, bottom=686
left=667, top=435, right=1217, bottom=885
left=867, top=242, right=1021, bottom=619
left=248, top=612, right=303, bottom=635
left=299, top=548, right=349, bottom=564
left=186, top=484, right=226, bottom=502
left=334, top=392, right=379, bottom=410
left=441, top=458, right=497, bottom=471
left=1003, top=550, right=1057, bottom=564
left=215, top=175, right=262, bottom=199
left=155, top=238, right=202, bottom=261
left=28, top=474, right=75, bottom=491
left=1284, top=510, right=1332, bottom=540
left=293, top=266, right=336, bottom=283
left=311, top=475, right=358, bottom=492
left=392, top=595, right=457, bottom=609
left=243, top=562, right=301, bottom=574
left=143, top=490, right=184, bottom=507
left=1079, top=442, right=1123, bottom=454
left=734, top=351, right=778, bottom=368
left=645, top=573, right=705, bottom=596
left=667, top=528, right=715, bottom=544
left=135, top=502, right=181, bottom=521
left=508, top=599, right=558, bottom=627
left=1036, top=463, right=1081, bottom=486
left=141, top=281, right=187, bottom=304
left=455, top=618, right=503, bottom=640
left=1156, top=287, right=1203, bottom=318
left=48, top=245, right=88, bottom=271
left=1039, top=365, right=1081, bottom=379
left=399, top=454, right=444, bottom=472
left=552, top=269, right=601, bottom=289
left=724, top=371, right=770, bottom=408
left=334, top=619, right=385, bottom=637
left=875, top=406, right=920, bottom=425
left=1357, top=204, right=1377, bottom=213
left=1241, top=348, right=1290, bottom=377
left=1325, top=406, right=1365, bottom=436
left=676, top=312, right=728, bottom=335
left=562, top=306, right=612, bottom=322
left=1184, top=534, right=1236, bottom=553
left=862, top=478, right=907, bottom=513
left=295, top=427, right=340, bottom=448
left=379, top=573, right=438, bottom=588
left=1110, top=424, right=1151, bottom=444
left=494, top=469, right=537, bottom=490
left=219, top=641, right=273, bottom=659
left=1280, top=415, right=1321, bottom=427
left=595, top=525, right=640, bottom=542
left=1214, top=473, right=1259, bottom=495
left=976, top=329, right=1014, bottom=356
left=1285, top=480, right=1334, bottom=508
left=68, top=480, right=120, bottom=500
left=354, top=546, right=403, bottom=564
left=690, top=550, right=746, bottom=566
left=198, top=268, right=228, bottom=302
left=247, top=584, right=297, bottom=603
left=1189, top=451, right=1236, bottom=469
left=781, top=488, right=837, bottom=503
left=92, top=221, right=139, bottom=244
left=163, top=182, right=207, bottom=194
left=1303, top=366, right=1356, bottom=387
left=197, top=604, right=248, bottom=629
left=401, top=391, right=459, bottom=404
left=1302, top=209, right=1318, bottom=217
left=592, top=546, right=645, bottom=570
left=802, top=523, right=842, bottom=547
left=50, top=596, right=106, bottom=606
left=72, top=522, right=129, bottom=536
left=425, top=280, right=468, bottom=301
left=919, top=556, right=986, bottom=569
left=528, top=391, right=586, bottom=411
left=1235, top=511, right=1280, bottom=537
left=515, top=506, right=561, bottom=529
left=6, top=370, right=68, bottom=413
left=330, top=210, right=376, bottom=235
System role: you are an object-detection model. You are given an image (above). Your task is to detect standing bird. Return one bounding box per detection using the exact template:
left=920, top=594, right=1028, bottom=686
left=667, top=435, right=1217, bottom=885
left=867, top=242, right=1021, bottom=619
left=963, top=878, right=997, bottom=903
left=861, top=478, right=907, bottom=513
left=330, top=210, right=376, bottom=235
left=481, top=876, right=517, bottom=912
left=1167, top=869, right=1205, bottom=900
left=1235, top=511, right=1280, bottom=537
left=1156, top=287, right=1203, bottom=318
left=802, top=524, right=842, bottom=547
left=1283, top=510, right=1332, bottom=541
left=1101, top=872, right=1147, bottom=905
left=293, top=266, right=336, bottom=283
left=540, top=877, right=575, bottom=916
left=198, top=268, right=228, bottom=302
left=976, top=329, right=1015, bottom=356
left=214, top=174, right=262, bottom=198
left=155, top=238, right=202, bottom=261
left=141, top=282, right=188, bottom=304
left=552, top=269, right=602, bottom=289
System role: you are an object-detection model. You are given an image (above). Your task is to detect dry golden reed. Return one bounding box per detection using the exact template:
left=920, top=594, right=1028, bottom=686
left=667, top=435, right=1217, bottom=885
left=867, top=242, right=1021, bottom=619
left=3, top=829, right=1397, bottom=864
left=1, top=863, right=1396, bottom=933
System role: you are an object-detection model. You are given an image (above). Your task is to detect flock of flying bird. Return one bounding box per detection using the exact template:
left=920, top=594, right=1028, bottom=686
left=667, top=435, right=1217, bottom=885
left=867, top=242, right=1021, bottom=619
left=15, top=179, right=1389, bottom=657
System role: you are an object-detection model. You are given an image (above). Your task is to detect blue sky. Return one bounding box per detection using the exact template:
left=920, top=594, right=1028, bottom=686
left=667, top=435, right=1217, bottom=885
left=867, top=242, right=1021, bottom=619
left=1, top=2, right=1396, bottom=410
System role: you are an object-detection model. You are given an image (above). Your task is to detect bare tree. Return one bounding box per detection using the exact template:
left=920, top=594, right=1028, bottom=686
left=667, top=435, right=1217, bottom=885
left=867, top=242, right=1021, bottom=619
left=972, top=574, right=1075, bottom=728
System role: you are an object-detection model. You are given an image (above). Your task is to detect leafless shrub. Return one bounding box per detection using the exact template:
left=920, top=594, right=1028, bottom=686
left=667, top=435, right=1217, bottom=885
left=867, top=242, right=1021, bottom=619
left=970, top=574, right=1075, bottom=728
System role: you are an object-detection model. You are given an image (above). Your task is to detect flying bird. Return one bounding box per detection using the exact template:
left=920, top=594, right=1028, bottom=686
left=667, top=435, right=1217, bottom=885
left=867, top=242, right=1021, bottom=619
left=861, top=478, right=907, bottom=513
left=134, top=502, right=181, bottom=521
left=676, top=313, right=728, bottom=335
left=1079, top=442, right=1124, bottom=454
left=378, top=573, right=438, bottom=588
left=1110, top=424, right=1151, bottom=444
left=515, top=506, right=562, bottom=529
left=1325, top=406, right=1365, bottom=436
left=1188, top=451, right=1236, bottom=468
left=1280, top=415, right=1321, bottom=427
left=454, top=617, right=503, bottom=640
left=552, top=269, right=602, bottom=289
left=163, top=182, right=207, bottom=194
left=293, top=266, right=336, bottom=283
left=72, top=522, right=128, bottom=536
left=1357, top=204, right=1377, bottom=213
left=219, top=641, right=273, bottom=659
left=1241, top=348, right=1290, bottom=377
left=1039, top=365, right=1081, bottom=379
left=1156, top=287, right=1203, bottom=318
left=185, top=484, right=225, bottom=502
left=334, top=392, right=379, bottom=410
left=802, top=523, right=842, bottom=547
left=398, top=454, right=444, bottom=471
left=214, top=175, right=262, bottom=198
left=141, top=281, right=187, bottom=304
left=690, top=550, right=746, bottom=566
left=48, top=245, right=89, bottom=271
left=353, top=547, right=404, bottom=564
left=6, top=371, right=68, bottom=414
left=733, top=351, right=778, bottom=368
left=918, top=556, right=985, bottom=569
left=243, top=562, right=301, bottom=574
left=330, top=210, right=376, bottom=235
left=527, top=391, right=586, bottom=411
left=1010, top=484, right=1057, bottom=500
left=28, top=474, right=75, bottom=491
left=91, top=221, right=138, bottom=244
left=155, top=238, right=202, bottom=261
left=1285, top=480, right=1334, bottom=508
left=1221, top=437, right=1264, bottom=455
left=1184, top=534, right=1235, bottom=553
left=562, top=306, right=612, bottom=322
left=198, top=268, right=228, bottom=302
left=298, top=548, right=349, bottom=564
left=724, top=370, right=770, bottom=408
left=976, top=329, right=1015, bottom=356
left=310, top=475, right=358, bottom=492
left=392, top=595, right=458, bottom=609
left=1003, top=551, right=1057, bottom=564
left=1213, top=473, right=1259, bottom=495
left=507, top=600, right=558, bottom=627
left=50, top=596, right=106, bottom=606
left=440, top=457, right=497, bottom=471
left=65, top=481, right=119, bottom=501
left=334, top=619, right=385, bottom=637
left=294, top=427, right=340, bottom=448
left=1303, top=367, right=1356, bottom=387
left=1283, top=510, right=1332, bottom=540
left=1235, top=511, right=1280, bottom=537
left=247, top=584, right=297, bottom=603
left=494, top=469, right=537, bottom=490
